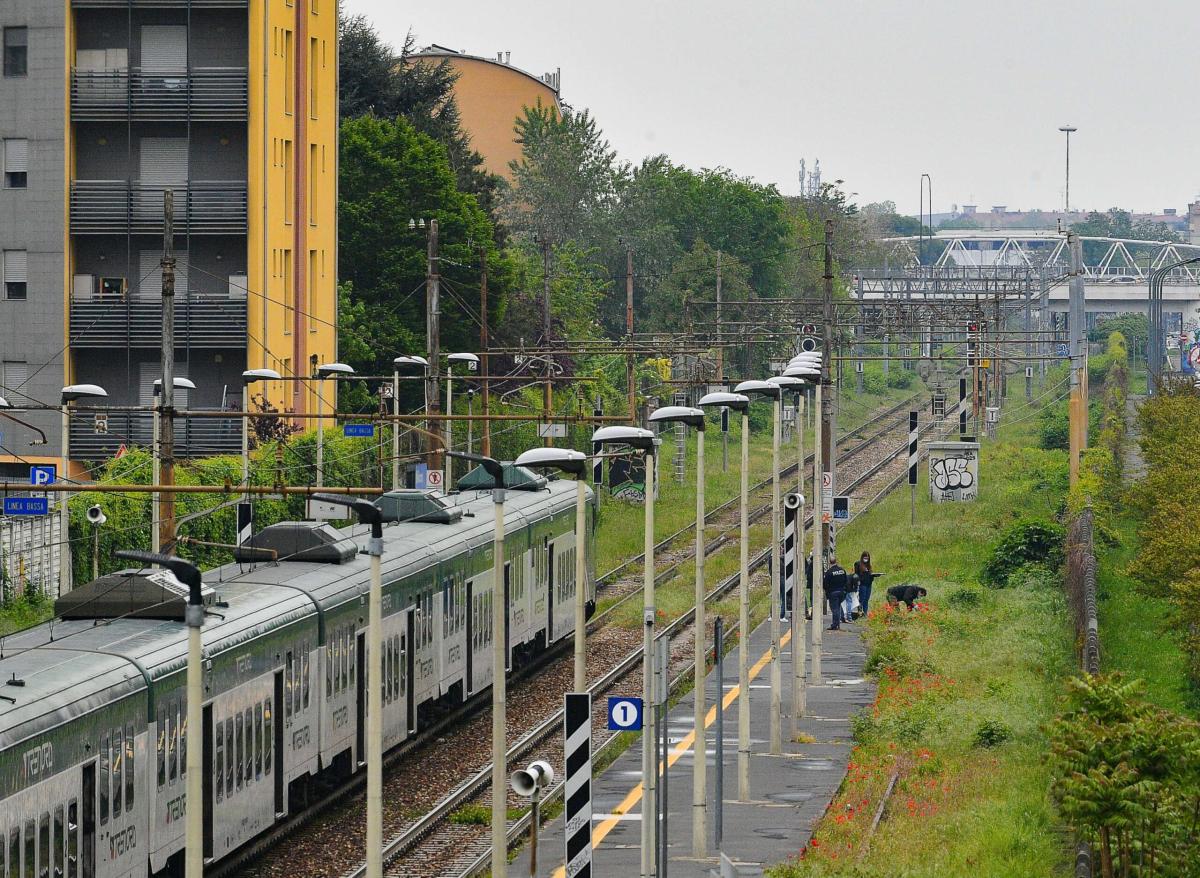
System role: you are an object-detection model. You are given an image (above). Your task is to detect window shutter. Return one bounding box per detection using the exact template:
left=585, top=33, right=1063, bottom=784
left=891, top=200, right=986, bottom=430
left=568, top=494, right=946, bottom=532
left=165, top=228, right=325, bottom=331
left=140, top=26, right=187, bottom=73
left=4, top=249, right=27, bottom=283
left=4, top=138, right=28, bottom=173
left=2, top=360, right=29, bottom=389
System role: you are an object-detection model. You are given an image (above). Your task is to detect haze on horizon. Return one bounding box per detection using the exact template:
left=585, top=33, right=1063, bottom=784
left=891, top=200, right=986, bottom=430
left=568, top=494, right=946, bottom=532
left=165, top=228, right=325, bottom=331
left=346, top=0, right=1199, bottom=219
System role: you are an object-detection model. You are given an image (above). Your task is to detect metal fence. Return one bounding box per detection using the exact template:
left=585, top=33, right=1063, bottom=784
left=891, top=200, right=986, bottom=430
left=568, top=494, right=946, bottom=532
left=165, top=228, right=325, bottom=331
left=1, top=511, right=61, bottom=600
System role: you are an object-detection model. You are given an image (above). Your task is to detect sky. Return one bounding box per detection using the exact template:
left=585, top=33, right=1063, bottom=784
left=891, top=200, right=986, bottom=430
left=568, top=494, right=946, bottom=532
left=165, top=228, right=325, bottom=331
left=345, top=0, right=1200, bottom=218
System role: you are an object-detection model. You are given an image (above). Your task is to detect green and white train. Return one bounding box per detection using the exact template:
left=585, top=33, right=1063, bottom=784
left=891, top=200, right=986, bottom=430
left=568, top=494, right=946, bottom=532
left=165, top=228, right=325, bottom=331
left=0, top=472, right=595, bottom=878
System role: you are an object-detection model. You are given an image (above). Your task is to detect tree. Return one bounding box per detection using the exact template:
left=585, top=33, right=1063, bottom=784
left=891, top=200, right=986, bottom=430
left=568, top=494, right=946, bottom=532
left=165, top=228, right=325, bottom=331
left=338, top=115, right=511, bottom=408
left=1072, top=208, right=1178, bottom=265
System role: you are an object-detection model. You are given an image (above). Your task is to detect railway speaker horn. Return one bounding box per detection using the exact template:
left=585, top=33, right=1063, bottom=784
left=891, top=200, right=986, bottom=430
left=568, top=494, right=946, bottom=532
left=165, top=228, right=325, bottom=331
left=510, top=760, right=554, bottom=797
left=800, top=336, right=819, bottom=353
left=784, top=492, right=803, bottom=511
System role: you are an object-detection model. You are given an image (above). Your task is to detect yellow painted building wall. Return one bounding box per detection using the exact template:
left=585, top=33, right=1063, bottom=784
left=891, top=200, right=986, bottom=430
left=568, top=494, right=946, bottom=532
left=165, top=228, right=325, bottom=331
left=248, top=0, right=337, bottom=419
left=418, top=54, right=560, bottom=180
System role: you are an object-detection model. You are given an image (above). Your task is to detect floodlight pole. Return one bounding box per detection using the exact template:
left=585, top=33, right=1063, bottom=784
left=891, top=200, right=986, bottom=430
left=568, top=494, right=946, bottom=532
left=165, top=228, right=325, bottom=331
left=491, top=475, right=508, bottom=878
left=642, top=443, right=658, bottom=878
left=691, top=417, right=707, bottom=859
left=811, top=380, right=824, bottom=683
left=573, top=474, right=587, bottom=691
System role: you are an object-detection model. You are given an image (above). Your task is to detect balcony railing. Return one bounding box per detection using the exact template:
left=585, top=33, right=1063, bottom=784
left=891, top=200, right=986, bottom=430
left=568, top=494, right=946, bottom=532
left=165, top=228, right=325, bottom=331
left=73, top=0, right=247, bottom=8
left=70, top=294, right=247, bottom=349
left=70, top=180, right=247, bottom=235
left=72, top=67, right=248, bottom=121
left=70, top=412, right=242, bottom=461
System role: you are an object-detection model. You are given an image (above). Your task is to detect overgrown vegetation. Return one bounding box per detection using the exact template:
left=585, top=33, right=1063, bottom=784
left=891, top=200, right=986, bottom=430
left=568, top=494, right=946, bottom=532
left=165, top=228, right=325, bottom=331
left=980, top=519, right=1064, bottom=588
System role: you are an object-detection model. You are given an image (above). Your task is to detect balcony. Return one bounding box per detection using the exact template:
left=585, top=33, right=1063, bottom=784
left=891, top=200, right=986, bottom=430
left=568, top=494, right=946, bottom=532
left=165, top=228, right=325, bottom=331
left=70, top=180, right=247, bottom=235
left=72, top=68, right=248, bottom=121
left=70, top=294, right=247, bottom=349
left=70, top=412, right=243, bottom=461
left=73, top=0, right=247, bottom=8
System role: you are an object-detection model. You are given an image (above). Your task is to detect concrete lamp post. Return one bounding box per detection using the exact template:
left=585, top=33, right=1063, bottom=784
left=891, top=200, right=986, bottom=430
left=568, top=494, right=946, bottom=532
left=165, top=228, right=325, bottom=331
left=589, top=425, right=659, bottom=878
left=694, top=392, right=748, bottom=854
left=447, top=450, right=511, bottom=878
left=151, top=377, right=197, bottom=553
left=310, top=494, right=384, bottom=878
left=786, top=356, right=825, bottom=683
left=392, top=355, right=430, bottom=490
left=313, top=362, right=355, bottom=488
left=734, top=379, right=786, bottom=758
left=60, top=384, right=107, bottom=593
left=444, top=352, right=480, bottom=490
left=513, top=447, right=589, bottom=691
left=116, top=550, right=204, bottom=878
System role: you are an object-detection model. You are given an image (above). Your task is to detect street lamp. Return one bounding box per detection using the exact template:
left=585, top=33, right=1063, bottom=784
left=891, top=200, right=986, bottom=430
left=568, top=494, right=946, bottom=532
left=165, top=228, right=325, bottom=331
left=60, top=383, right=107, bottom=593
left=447, top=450, right=510, bottom=878
left=240, top=369, right=281, bottom=543
left=116, top=550, right=204, bottom=878
left=735, top=379, right=785, bottom=757
left=1059, top=125, right=1077, bottom=214
left=313, top=362, right=355, bottom=488
left=391, top=357, right=429, bottom=494
left=310, top=494, right=384, bottom=878
left=514, top=447, right=589, bottom=691
left=787, top=355, right=825, bottom=683
left=151, top=377, right=196, bottom=553
left=589, top=425, right=658, bottom=878
left=445, top=352, right=480, bottom=490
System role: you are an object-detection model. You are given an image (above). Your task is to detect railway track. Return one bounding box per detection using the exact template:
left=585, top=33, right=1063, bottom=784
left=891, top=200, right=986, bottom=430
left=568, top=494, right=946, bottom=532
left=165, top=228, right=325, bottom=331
left=234, top=393, right=935, bottom=878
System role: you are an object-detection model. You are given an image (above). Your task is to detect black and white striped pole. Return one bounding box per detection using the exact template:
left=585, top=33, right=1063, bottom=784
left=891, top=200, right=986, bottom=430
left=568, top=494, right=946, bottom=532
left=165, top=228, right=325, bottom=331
left=563, top=694, right=592, bottom=877
left=908, top=411, right=919, bottom=525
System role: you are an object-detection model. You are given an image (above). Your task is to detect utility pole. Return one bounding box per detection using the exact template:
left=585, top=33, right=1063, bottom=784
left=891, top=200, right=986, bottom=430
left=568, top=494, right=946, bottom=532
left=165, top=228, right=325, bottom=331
left=426, top=220, right=441, bottom=475
left=542, top=238, right=554, bottom=447
left=1068, top=232, right=1086, bottom=485
left=480, top=246, right=491, bottom=457
left=820, top=220, right=834, bottom=571
left=159, top=191, right=176, bottom=553
left=626, top=247, right=636, bottom=422
left=717, top=250, right=728, bottom=471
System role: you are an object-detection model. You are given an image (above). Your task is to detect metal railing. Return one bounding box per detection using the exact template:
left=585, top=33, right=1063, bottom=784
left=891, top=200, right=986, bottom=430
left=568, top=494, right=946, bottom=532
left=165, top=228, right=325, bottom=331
left=69, top=412, right=242, bottom=460
left=72, top=67, right=248, bottom=121
left=70, top=295, right=247, bottom=349
left=73, top=0, right=247, bottom=7
left=70, top=180, right=247, bottom=235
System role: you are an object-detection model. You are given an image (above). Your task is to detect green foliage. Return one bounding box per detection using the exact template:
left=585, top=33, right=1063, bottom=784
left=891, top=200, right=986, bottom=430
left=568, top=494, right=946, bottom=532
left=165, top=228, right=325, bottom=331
left=972, top=719, right=1012, bottom=749
left=946, top=587, right=981, bottom=608
left=448, top=804, right=491, bottom=825
left=981, top=520, right=1065, bottom=588
left=1038, top=399, right=1070, bottom=450
left=1048, top=674, right=1200, bottom=877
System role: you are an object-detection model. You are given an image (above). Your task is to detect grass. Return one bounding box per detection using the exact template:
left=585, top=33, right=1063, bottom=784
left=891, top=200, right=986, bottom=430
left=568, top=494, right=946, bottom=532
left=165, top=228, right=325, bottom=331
left=767, top=402, right=1077, bottom=877
left=0, top=592, right=53, bottom=636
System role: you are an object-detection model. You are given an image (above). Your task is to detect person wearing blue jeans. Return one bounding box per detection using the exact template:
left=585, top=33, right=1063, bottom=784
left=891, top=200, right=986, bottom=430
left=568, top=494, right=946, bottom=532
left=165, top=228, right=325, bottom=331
left=823, top=557, right=849, bottom=630
left=854, top=552, right=878, bottom=617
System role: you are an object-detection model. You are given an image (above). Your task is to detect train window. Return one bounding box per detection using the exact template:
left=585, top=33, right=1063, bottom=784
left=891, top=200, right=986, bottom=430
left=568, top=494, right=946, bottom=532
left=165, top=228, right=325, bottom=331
left=255, top=703, right=264, bottom=779
left=112, top=727, right=123, bottom=818
left=348, top=630, right=356, bottom=688
left=442, top=580, right=449, bottom=639
left=98, top=734, right=109, bottom=826
left=37, top=813, right=47, bottom=878
left=180, top=701, right=187, bottom=779
left=53, top=808, right=63, bottom=878
left=9, top=826, right=18, bottom=878
left=326, top=634, right=334, bottom=697
left=224, top=719, right=233, bottom=797
left=23, top=820, right=33, bottom=878
left=285, top=650, right=294, bottom=719
left=302, top=648, right=310, bottom=710
left=157, top=706, right=166, bottom=787
left=263, top=700, right=273, bottom=775
left=393, top=635, right=401, bottom=700
left=214, top=726, right=224, bottom=803
left=66, top=800, right=77, bottom=878
left=381, top=638, right=390, bottom=704
left=166, top=703, right=175, bottom=783
left=292, top=651, right=301, bottom=717
left=244, top=707, right=253, bottom=784
left=235, top=713, right=244, bottom=790
left=126, top=722, right=135, bottom=808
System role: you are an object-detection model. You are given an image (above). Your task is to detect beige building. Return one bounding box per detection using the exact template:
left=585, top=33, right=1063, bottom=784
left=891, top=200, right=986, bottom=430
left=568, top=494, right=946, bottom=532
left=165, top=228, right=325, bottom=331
left=412, top=46, right=561, bottom=179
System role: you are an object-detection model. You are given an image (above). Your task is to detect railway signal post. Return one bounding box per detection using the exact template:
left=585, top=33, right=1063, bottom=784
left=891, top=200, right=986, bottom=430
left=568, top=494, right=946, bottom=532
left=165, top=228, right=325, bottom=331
left=312, top=494, right=385, bottom=878
left=590, top=426, right=658, bottom=878
left=513, top=447, right=589, bottom=690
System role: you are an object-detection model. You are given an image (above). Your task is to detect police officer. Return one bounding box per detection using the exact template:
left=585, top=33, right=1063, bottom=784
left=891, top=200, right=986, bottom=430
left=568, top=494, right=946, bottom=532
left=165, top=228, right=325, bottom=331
left=823, top=556, right=850, bottom=631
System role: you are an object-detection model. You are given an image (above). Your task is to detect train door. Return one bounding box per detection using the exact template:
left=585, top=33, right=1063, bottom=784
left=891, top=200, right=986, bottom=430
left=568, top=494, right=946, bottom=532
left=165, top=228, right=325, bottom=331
left=202, top=704, right=214, bottom=858
left=81, top=762, right=95, bottom=878
left=273, top=672, right=285, bottom=814
left=546, top=539, right=555, bottom=644
left=405, top=609, right=416, bottom=734
left=465, top=581, right=474, bottom=692
left=355, top=632, right=366, bottom=764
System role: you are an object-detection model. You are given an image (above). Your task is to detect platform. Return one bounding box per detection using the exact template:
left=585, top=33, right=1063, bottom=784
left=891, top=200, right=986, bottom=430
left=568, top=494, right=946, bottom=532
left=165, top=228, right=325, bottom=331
left=511, top=612, right=874, bottom=877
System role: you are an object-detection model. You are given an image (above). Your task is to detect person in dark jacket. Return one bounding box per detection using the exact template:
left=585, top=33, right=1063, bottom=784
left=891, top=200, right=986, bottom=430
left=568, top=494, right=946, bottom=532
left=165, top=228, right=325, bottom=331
left=823, top=557, right=849, bottom=630
left=805, top=552, right=814, bottom=620
left=854, top=552, right=879, bottom=616
left=886, top=584, right=927, bottom=610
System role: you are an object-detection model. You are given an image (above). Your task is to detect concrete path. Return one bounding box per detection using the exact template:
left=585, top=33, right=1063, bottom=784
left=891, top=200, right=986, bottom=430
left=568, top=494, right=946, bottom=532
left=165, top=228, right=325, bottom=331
left=510, top=613, right=873, bottom=878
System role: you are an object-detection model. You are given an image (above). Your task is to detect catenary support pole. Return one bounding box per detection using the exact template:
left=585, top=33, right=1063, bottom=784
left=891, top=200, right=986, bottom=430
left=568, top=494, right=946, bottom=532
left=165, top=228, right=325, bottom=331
left=366, top=519, right=384, bottom=878
left=159, top=190, right=176, bottom=554
left=492, top=484, right=508, bottom=878
left=737, top=408, right=751, bottom=800
left=1068, top=233, right=1085, bottom=486
left=714, top=616, right=725, bottom=852
left=574, top=476, right=587, bottom=692
left=426, top=219, right=441, bottom=474
left=391, top=368, right=400, bottom=489
left=792, top=390, right=806, bottom=732
left=691, top=417, right=707, bottom=858
left=811, top=379, right=824, bottom=683
left=642, top=446, right=658, bottom=878
left=769, top=394, right=782, bottom=755
left=316, top=379, right=325, bottom=487
left=184, top=576, right=203, bottom=878
left=480, top=247, right=491, bottom=457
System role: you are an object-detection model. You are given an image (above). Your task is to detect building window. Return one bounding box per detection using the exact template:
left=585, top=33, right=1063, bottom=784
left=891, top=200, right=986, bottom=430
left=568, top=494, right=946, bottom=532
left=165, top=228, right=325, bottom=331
left=283, top=139, right=293, bottom=224
left=309, top=37, right=318, bottom=119
left=3, top=27, right=27, bottom=78
left=4, top=138, right=28, bottom=188
left=308, top=142, right=317, bottom=225
left=282, top=249, right=293, bottom=334
left=2, top=360, right=28, bottom=396
left=3, top=250, right=27, bottom=300
left=283, top=29, right=294, bottom=116
left=308, top=249, right=317, bottom=330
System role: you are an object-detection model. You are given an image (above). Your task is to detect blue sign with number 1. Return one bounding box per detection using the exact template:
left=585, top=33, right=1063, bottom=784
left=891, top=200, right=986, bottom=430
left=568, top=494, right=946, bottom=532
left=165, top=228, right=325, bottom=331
left=607, top=696, right=643, bottom=731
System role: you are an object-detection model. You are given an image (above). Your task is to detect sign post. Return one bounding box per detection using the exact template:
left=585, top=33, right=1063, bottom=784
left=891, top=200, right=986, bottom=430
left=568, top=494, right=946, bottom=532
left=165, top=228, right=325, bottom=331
left=564, top=693, right=593, bottom=878
left=908, top=411, right=918, bottom=524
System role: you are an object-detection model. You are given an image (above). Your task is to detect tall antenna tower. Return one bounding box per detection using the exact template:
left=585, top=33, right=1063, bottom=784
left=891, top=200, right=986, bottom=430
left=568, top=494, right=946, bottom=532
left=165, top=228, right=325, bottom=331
left=798, top=159, right=807, bottom=196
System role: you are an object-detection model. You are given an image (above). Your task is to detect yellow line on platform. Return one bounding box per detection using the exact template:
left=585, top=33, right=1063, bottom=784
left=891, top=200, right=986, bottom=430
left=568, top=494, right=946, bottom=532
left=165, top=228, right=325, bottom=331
left=549, top=627, right=792, bottom=878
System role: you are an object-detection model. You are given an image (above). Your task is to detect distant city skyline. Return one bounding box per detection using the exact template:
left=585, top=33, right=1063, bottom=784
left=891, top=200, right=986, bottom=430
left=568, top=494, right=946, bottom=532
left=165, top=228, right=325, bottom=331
left=347, top=0, right=1200, bottom=218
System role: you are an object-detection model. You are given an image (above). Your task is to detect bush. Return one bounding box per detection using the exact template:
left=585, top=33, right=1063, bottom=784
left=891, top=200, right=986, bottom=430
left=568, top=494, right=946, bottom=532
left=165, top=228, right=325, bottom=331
left=946, top=587, right=981, bottom=608
left=972, top=718, right=1012, bottom=748
left=1037, top=401, right=1070, bottom=451
left=981, top=519, right=1065, bottom=588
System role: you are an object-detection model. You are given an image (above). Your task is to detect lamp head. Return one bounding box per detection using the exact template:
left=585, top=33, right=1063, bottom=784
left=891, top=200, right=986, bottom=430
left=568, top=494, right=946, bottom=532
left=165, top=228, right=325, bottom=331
left=61, top=383, right=107, bottom=403
left=648, top=405, right=705, bottom=430
left=316, top=362, right=355, bottom=378
left=242, top=368, right=282, bottom=385
left=446, top=352, right=480, bottom=371
left=767, top=375, right=804, bottom=390
left=393, top=355, right=430, bottom=372
left=697, top=391, right=750, bottom=413
left=734, top=379, right=781, bottom=399
left=590, top=425, right=656, bottom=451
left=513, top=447, right=587, bottom=477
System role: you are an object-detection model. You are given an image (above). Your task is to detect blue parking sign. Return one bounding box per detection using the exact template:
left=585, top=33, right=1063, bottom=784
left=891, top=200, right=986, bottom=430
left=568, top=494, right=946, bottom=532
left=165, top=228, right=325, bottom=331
left=29, top=465, right=56, bottom=486
left=607, top=696, right=643, bottom=731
